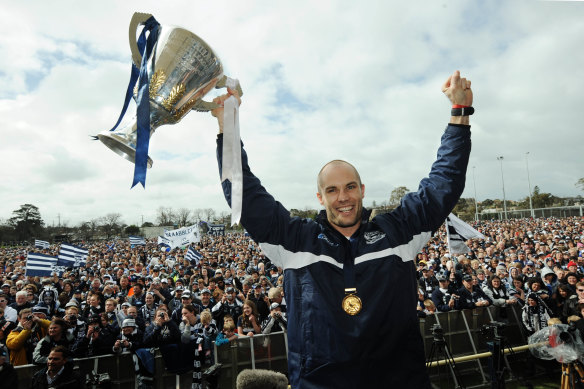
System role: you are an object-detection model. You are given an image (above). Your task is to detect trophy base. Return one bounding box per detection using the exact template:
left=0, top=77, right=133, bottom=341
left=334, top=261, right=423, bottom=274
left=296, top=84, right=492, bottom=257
left=98, top=132, right=153, bottom=168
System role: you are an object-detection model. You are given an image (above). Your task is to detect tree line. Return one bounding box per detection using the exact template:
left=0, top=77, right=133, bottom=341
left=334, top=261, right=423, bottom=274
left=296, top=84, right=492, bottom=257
left=2, top=179, right=582, bottom=244
left=0, top=204, right=232, bottom=244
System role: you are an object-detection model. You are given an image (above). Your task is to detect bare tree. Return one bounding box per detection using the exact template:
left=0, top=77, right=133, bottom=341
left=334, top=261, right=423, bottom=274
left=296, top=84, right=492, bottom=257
left=219, top=211, right=231, bottom=224
left=156, top=207, right=175, bottom=226
left=389, top=186, right=410, bottom=209
left=192, top=209, right=204, bottom=223
left=100, top=213, right=123, bottom=239
left=203, top=208, right=216, bottom=222
left=176, top=208, right=192, bottom=227
left=89, top=219, right=100, bottom=238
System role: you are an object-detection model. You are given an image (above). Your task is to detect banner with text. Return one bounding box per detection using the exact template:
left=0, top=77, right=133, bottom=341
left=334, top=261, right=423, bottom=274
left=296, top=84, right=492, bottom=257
left=207, top=224, right=225, bottom=236
left=158, top=225, right=201, bottom=249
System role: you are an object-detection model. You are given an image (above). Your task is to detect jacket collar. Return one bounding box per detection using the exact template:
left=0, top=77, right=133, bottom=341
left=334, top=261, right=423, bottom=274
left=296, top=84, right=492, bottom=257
left=316, top=208, right=372, bottom=240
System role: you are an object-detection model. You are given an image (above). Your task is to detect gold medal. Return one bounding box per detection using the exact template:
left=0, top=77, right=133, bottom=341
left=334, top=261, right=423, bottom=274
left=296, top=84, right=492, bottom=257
left=342, top=289, right=362, bottom=315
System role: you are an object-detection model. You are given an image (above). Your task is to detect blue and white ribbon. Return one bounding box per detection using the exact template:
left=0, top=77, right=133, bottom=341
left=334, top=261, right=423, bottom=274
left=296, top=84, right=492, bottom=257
left=106, top=16, right=160, bottom=188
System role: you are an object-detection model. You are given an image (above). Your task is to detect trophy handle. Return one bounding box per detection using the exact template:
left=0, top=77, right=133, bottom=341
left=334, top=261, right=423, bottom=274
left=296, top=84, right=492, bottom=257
left=129, top=12, right=154, bottom=67
left=192, top=76, right=244, bottom=112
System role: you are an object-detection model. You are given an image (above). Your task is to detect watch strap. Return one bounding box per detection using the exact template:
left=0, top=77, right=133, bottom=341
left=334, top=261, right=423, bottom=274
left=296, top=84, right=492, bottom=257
left=451, top=106, right=475, bottom=116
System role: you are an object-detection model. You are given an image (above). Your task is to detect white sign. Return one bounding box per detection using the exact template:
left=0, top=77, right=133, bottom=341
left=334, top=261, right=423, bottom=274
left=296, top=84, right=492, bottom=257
left=159, top=225, right=201, bottom=249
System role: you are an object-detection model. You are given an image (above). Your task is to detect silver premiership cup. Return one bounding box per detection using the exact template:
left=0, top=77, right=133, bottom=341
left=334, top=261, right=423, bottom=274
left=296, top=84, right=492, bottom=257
left=98, top=12, right=239, bottom=168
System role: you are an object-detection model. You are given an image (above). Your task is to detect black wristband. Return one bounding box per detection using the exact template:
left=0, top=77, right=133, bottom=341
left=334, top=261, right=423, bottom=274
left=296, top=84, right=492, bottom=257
left=451, top=107, right=474, bottom=116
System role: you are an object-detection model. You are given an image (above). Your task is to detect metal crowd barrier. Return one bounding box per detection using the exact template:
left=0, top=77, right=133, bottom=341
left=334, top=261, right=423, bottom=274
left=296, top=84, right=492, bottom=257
left=212, top=306, right=529, bottom=388
left=14, top=306, right=527, bottom=388
left=14, top=349, right=194, bottom=389
left=213, top=331, right=289, bottom=388
left=420, top=304, right=529, bottom=385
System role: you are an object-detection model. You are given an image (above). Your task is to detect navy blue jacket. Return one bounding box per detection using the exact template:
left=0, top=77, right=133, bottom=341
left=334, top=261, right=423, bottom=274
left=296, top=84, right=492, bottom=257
left=217, top=124, right=471, bottom=389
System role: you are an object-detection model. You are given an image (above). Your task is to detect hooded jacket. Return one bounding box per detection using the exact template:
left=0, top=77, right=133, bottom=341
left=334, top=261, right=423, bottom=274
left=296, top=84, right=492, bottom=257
left=216, top=124, right=471, bottom=388
left=540, top=266, right=558, bottom=294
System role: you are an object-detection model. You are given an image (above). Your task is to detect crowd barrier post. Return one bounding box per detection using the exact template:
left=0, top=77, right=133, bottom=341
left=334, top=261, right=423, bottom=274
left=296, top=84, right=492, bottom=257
left=249, top=335, right=256, bottom=369
left=485, top=306, right=514, bottom=377
left=462, top=309, right=488, bottom=383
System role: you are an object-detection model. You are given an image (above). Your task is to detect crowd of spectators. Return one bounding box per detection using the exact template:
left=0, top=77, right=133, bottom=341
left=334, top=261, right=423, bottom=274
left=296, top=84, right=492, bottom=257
left=0, top=233, right=288, bottom=388
left=0, top=216, right=582, bottom=387
left=416, top=216, right=584, bottom=337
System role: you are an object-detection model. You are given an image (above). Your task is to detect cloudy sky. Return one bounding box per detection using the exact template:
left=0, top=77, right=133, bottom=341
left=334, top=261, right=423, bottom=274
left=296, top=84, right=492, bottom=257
left=1, top=0, right=582, bottom=227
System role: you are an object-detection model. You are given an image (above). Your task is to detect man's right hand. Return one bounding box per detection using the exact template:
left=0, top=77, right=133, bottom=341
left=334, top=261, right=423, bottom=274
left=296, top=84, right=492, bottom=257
left=22, top=319, right=33, bottom=331
left=211, top=88, right=241, bottom=134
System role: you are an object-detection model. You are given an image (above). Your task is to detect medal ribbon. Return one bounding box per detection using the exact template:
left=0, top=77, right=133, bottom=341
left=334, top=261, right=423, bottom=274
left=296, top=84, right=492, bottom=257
left=221, top=77, right=242, bottom=225
left=344, top=237, right=358, bottom=291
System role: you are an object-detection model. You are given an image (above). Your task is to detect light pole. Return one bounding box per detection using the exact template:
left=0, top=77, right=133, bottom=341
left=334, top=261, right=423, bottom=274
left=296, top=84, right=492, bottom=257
left=497, top=156, right=508, bottom=220
left=525, top=152, right=534, bottom=218
left=472, top=166, right=479, bottom=221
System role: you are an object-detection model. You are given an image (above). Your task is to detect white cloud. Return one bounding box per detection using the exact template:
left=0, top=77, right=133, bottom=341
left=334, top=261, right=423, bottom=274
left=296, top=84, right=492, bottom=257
left=1, top=0, right=582, bottom=227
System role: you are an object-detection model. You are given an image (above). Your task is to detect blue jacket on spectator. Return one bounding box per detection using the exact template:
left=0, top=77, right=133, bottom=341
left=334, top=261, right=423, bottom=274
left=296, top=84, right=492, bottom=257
left=455, top=286, right=493, bottom=310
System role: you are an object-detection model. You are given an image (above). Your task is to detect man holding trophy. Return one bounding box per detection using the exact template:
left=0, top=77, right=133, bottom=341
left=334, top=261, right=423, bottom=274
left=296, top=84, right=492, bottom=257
left=98, top=12, right=472, bottom=389
left=210, top=71, right=472, bottom=388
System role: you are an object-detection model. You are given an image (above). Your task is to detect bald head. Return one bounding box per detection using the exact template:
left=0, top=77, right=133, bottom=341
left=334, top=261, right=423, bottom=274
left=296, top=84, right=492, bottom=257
left=317, top=160, right=361, bottom=193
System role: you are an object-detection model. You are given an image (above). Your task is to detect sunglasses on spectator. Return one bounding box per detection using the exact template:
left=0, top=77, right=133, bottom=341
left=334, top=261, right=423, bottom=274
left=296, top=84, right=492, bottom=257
left=578, top=289, right=584, bottom=292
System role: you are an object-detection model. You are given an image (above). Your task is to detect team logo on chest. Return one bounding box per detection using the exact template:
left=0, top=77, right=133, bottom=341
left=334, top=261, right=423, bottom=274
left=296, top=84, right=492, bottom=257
left=318, top=233, right=339, bottom=247
left=364, top=231, right=386, bottom=244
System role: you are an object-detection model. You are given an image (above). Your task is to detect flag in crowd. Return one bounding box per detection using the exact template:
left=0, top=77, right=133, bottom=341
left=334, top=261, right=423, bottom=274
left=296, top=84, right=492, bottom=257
left=185, top=246, right=203, bottom=265
left=34, top=239, right=50, bottom=249
left=200, top=221, right=226, bottom=236
left=129, top=235, right=146, bottom=246
left=446, top=213, right=485, bottom=255
left=57, top=243, right=88, bottom=268
left=25, top=252, right=61, bottom=277
left=159, top=224, right=201, bottom=249
left=106, top=242, right=116, bottom=252
left=207, top=223, right=225, bottom=236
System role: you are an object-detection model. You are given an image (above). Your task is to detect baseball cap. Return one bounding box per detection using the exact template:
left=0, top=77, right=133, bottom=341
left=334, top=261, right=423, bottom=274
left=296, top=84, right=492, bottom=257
left=201, top=288, right=211, bottom=294
left=462, top=274, right=473, bottom=282
left=32, top=305, right=49, bottom=316
left=65, top=301, right=79, bottom=308
left=270, top=302, right=280, bottom=310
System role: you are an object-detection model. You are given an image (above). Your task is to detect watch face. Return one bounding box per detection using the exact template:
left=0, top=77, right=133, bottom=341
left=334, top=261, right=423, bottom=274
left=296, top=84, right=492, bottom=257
left=342, top=294, right=362, bottom=315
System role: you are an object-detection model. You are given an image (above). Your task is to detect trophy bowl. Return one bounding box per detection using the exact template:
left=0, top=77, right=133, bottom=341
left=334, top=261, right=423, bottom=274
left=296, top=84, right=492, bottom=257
left=97, top=12, right=227, bottom=168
